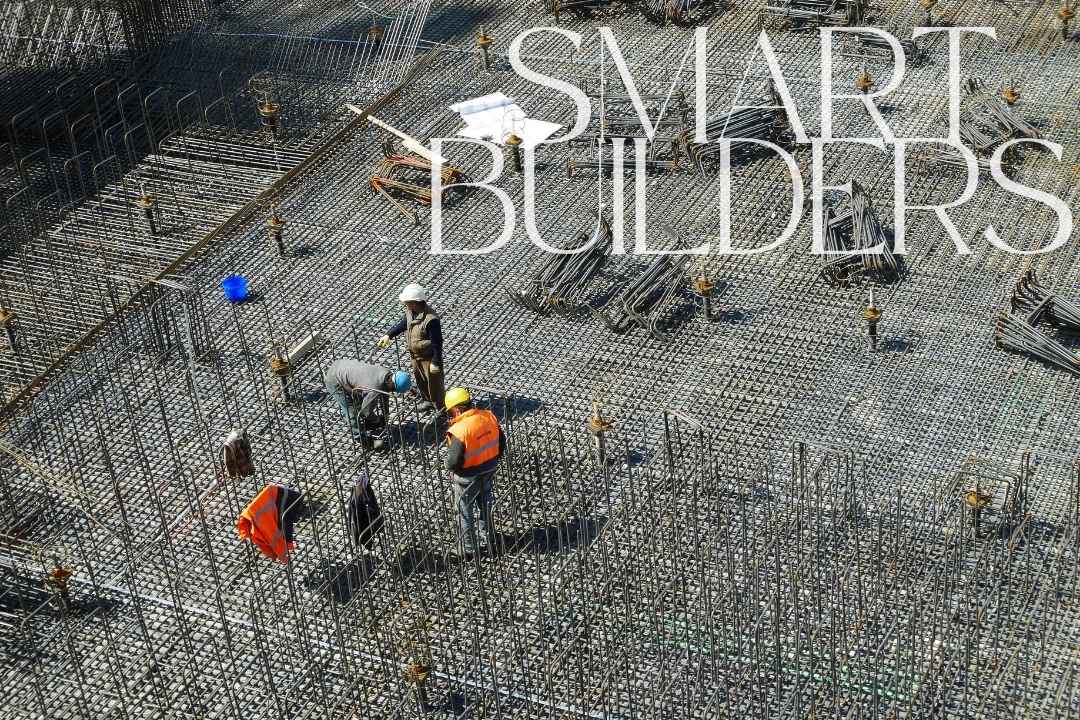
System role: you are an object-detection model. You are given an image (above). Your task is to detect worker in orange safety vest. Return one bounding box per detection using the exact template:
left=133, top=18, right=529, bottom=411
left=444, top=387, right=505, bottom=556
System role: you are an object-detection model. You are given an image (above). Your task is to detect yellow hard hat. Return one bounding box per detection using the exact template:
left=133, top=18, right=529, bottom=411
left=445, top=387, right=471, bottom=411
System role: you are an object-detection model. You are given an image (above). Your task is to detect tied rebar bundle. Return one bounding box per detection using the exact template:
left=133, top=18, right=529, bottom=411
left=369, top=140, right=470, bottom=226
left=1010, top=269, right=1080, bottom=330
left=638, top=0, right=710, bottom=24
left=685, top=107, right=790, bottom=174
left=956, top=79, right=1040, bottom=155
left=599, top=92, right=690, bottom=138
left=762, top=0, right=868, bottom=27
left=995, top=311, right=1080, bottom=375
left=995, top=271, right=1080, bottom=374
left=508, top=219, right=613, bottom=315
left=548, top=0, right=614, bottom=22
left=549, top=0, right=718, bottom=24
left=820, top=180, right=898, bottom=287
left=848, top=31, right=920, bottom=62
left=589, top=252, right=690, bottom=340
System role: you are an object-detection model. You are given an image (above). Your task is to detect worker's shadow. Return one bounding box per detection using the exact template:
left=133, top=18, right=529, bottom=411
left=391, top=546, right=454, bottom=579
left=303, top=556, right=378, bottom=604
left=503, top=515, right=607, bottom=556
left=487, top=395, right=542, bottom=423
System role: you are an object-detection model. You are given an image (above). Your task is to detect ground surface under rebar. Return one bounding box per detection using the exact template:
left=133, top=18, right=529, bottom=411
left=2, top=0, right=1080, bottom=717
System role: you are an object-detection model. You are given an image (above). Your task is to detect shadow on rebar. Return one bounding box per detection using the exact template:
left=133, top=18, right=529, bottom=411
left=303, top=556, right=377, bottom=603
left=510, top=515, right=607, bottom=555
left=392, top=546, right=454, bottom=578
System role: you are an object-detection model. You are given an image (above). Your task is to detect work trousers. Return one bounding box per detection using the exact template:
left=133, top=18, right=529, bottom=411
left=412, top=357, right=445, bottom=411
left=329, top=386, right=385, bottom=441
left=452, top=471, right=495, bottom=553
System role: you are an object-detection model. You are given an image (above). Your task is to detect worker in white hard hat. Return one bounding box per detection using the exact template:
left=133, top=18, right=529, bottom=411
left=377, top=283, right=445, bottom=414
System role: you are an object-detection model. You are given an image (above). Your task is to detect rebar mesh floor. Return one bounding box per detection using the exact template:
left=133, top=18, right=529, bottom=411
left=3, top=0, right=1080, bottom=717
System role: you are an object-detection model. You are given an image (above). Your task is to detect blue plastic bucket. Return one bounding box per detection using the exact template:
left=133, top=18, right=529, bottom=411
left=222, top=275, right=249, bottom=303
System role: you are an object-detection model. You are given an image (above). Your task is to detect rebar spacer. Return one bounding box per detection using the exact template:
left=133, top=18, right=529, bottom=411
left=1002, top=86, right=1021, bottom=105
left=506, top=134, right=523, bottom=172
left=0, top=307, right=14, bottom=327
left=404, top=661, right=431, bottom=685
left=855, top=71, right=874, bottom=93
left=138, top=194, right=156, bottom=216
left=270, top=355, right=291, bottom=376
left=587, top=401, right=613, bottom=435
left=477, top=28, right=493, bottom=70
left=367, top=25, right=384, bottom=43
left=861, top=305, right=882, bottom=324
left=1060, top=4, right=1075, bottom=21
left=259, top=101, right=281, bottom=127
left=44, top=562, right=73, bottom=595
left=963, top=489, right=992, bottom=511
left=692, top=275, right=715, bottom=296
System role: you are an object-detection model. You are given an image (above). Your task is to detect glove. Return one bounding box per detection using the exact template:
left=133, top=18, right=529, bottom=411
left=429, top=363, right=441, bottom=374
left=377, top=335, right=391, bottom=349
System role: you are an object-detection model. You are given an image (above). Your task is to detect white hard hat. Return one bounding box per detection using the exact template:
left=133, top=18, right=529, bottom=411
left=398, top=283, right=428, bottom=303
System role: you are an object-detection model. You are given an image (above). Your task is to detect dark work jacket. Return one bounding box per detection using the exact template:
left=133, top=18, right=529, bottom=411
left=276, top=485, right=306, bottom=545
left=346, top=477, right=384, bottom=548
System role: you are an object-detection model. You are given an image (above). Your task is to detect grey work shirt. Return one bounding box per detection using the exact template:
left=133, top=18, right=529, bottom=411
left=324, top=360, right=391, bottom=417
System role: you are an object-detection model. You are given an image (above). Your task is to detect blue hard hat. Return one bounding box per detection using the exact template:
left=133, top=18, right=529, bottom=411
left=392, top=371, right=411, bottom=393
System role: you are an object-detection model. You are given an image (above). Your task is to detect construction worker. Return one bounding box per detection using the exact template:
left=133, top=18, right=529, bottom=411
left=444, top=387, right=505, bottom=556
left=377, top=284, right=445, bottom=415
left=324, top=359, right=411, bottom=451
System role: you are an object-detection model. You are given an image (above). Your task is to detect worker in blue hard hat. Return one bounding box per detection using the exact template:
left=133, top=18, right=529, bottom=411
left=324, top=359, right=411, bottom=451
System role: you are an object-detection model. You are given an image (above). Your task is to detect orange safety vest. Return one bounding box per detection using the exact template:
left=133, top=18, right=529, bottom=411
left=237, top=485, right=294, bottom=563
left=447, top=408, right=501, bottom=470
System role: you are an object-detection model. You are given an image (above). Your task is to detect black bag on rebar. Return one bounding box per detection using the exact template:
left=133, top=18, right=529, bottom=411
left=222, top=429, right=255, bottom=478
left=346, top=474, right=384, bottom=549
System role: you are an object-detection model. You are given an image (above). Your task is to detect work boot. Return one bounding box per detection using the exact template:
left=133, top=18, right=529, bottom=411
left=360, top=436, right=386, bottom=452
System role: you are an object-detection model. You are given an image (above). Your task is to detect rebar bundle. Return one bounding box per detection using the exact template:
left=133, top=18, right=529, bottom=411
left=820, top=180, right=899, bottom=286
left=549, top=0, right=718, bottom=24
left=995, top=271, right=1080, bottom=374
left=588, top=252, right=690, bottom=339
left=995, top=310, right=1080, bottom=374
left=598, top=91, right=689, bottom=138
left=548, top=0, right=615, bottom=22
left=844, top=30, right=920, bottom=62
left=762, top=0, right=867, bottom=27
left=1010, top=269, right=1080, bottom=330
left=507, top=218, right=613, bottom=315
left=956, top=79, right=1040, bottom=155
left=637, top=0, right=712, bottom=25
left=685, top=107, right=790, bottom=174
left=369, top=140, right=470, bottom=225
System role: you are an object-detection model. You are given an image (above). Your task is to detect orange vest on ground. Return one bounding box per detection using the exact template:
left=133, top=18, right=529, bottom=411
left=447, top=408, right=501, bottom=470
left=237, top=485, right=294, bottom=563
